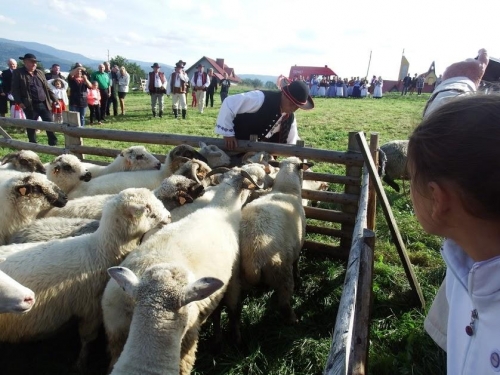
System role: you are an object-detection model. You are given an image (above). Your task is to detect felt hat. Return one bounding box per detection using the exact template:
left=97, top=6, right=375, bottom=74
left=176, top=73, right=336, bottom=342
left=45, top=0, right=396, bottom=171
left=19, top=53, right=39, bottom=62
left=151, top=63, right=161, bottom=68
left=196, top=64, right=204, bottom=69
left=175, top=60, right=186, bottom=68
left=73, top=62, right=83, bottom=69
left=282, top=80, right=314, bottom=110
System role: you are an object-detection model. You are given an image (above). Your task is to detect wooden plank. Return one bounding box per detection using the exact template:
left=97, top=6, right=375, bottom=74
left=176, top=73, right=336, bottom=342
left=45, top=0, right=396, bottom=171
left=348, top=230, right=375, bottom=375
left=302, top=189, right=359, bottom=205
left=306, top=225, right=353, bottom=239
left=0, top=138, right=62, bottom=155
left=303, top=171, right=361, bottom=186
left=304, top=206, right=356, bottom=224
left=63, top=111, right=83, bottom=159
left=355, top=132, right=425, bottom=308
left=367, top=133, right=379, bottom=231
left=324, top=168, right=370, bottom=375
left=0, top=126, right=12, bottom=139
left=302, top=241, right=350, bottom=260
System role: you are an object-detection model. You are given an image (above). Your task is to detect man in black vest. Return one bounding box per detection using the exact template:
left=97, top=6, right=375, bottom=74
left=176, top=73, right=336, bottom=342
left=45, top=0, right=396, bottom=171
left=214, top=80, right=314, bottom=150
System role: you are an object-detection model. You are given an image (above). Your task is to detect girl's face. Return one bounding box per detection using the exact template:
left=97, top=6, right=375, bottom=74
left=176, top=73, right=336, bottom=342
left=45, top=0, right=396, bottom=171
left=92, top=83, right=98, bottom=90
left=54, top=81, right=62, bottom=89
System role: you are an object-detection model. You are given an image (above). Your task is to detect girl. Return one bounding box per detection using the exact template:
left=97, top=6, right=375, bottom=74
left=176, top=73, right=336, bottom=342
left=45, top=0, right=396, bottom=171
left=48, top=78, right=68, bottom=123
left=87, top=81, right=101, bottom=125
left=191, top=86, right=197, bottom=108
left=408, top=94, right=500, bottom=374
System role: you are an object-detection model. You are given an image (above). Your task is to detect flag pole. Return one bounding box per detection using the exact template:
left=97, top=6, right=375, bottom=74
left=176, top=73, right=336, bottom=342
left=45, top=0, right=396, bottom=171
left=365, top=50, right=372, bottom=79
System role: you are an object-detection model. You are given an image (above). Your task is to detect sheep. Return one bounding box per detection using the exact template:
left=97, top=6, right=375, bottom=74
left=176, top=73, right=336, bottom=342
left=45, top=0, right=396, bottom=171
left=198, top=141, right=231, bottom=167
left=302, top=178, right=329, bottom=207
left=68, top=144, right=209, bottom=199
left=237, top=156, right=312, bottom=330
left=378, top=140, right=409, bottom=192
left=0, top=258, right=35, bottom=314
left=82, top=145, right=161, bottom=178
left=44, top=174, right=205, bottom=221
left=0, top=150, right=45, bottom=174
left=45, top=154, right=92, bottom=194
left=0, top=173, right=67, bottom=245
left=7, top=218, right=99, bottom=244
left=106, top=264, right=223, bottom=375
left=101, top=168, right=262, bottom=374
left=0, top=188, right=171, bottom=370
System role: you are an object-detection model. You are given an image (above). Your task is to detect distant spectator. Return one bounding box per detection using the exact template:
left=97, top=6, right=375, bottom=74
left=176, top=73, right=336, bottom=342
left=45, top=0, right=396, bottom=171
left=104, top=62, right=118, bottom=117
left=401, top=73, right=411, bottom=95
left=373, top=76, right=383, bottom=98
left=67, top=63, right=92, bottom=127
left=11, top=53, right=59, bottom=145
left=167, top=60, right=189, bottom=120
left=145, top=62, right=168, bottom=118
left=0, top=58, right=17, bottom=117
left=87, top=81, right=102, bottom=125
left=416, top=75, right=425, bottom=95
left=117, top=66, right=130, bottom=115
left=91, top=64, right=111, bottom=121
left=205, top=68, right=218, bottom=108
left=47, top=78, right=68, bottom=124
left=219, top=72, right=231, bottom=103
left=409, top=73, right=418, bottom=95
left=45, top=64, right=66, bottom=82
left=191, top=64, right=210, bottom=114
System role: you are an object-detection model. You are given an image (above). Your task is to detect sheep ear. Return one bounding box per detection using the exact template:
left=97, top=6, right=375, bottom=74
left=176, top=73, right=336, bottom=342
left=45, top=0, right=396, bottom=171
left=108, top=266, right=139, bottom=296
left=125, top=204, right=146, bottom=219
left=268, top=160, right=280, bottom=168
left=300, top=162, right=314, bottom=171
left=181, top=277, right=224, bottom=307
left=177, top=191, right=193, bottom=205
left=17, top=185, right=31, bottom=196
left=199, top=141, right=207, bottom=148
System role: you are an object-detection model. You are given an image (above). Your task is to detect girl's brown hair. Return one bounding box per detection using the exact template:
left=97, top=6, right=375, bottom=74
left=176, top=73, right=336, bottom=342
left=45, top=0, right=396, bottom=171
left=408, top=94, right=500, bottom=219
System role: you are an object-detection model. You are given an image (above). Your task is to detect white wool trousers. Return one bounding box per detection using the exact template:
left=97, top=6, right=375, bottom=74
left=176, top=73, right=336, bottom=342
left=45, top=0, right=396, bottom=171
left=172, top=93, right=187, bottom=110
left=195, top=90, right=206, bottom=113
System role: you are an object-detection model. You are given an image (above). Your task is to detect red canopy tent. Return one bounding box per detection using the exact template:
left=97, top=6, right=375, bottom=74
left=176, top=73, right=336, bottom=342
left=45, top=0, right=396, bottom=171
left=289, top=65, right=336, bottom=80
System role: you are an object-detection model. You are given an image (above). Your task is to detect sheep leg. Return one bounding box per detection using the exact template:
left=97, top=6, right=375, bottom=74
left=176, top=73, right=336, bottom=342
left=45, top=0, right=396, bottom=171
left=383, top=175, right=400, bottom=192
left=180, top=326, right=200, bottom=375
left=267, top=264, right=298, bottom=325
left=75, top=317, right=101, bottom=373
left=210, top=303, right=223, bottom=354
left=105, top=329, right=129, bottom=374
left=223, top=276, right=242, bottom=347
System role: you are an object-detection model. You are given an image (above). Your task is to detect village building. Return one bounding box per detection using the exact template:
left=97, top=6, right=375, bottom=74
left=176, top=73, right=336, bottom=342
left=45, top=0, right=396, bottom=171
left=185, top=57, right=241, bottom=84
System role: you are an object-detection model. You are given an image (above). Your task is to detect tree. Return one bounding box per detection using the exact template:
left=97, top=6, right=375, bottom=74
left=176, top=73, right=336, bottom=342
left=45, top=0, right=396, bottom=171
left=110, top=55, right=146, bottom=86
left=251, top=79, right=263, bottom=89
left=265, top=81, right=277, bottom=90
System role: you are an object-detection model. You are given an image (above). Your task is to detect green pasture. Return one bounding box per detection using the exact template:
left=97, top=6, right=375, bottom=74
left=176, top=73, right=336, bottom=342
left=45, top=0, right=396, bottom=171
left=0, top=87, right=446, bottom=375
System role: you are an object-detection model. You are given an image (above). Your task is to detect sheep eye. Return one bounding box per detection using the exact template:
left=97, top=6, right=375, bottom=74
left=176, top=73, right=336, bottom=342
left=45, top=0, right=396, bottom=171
left=20, top=160, right=28, bottom=165
left=150, top=214, right=157, bottom=219
left=31, top=185, right=42, bottom=194
left=63, top=164, right=72, bottom=171
left=136, top=154, right=144, bottom=160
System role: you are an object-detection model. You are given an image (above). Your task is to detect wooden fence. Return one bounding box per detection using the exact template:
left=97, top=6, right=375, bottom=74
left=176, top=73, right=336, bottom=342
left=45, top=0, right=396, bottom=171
left=0, top=115, right=378, bottom=375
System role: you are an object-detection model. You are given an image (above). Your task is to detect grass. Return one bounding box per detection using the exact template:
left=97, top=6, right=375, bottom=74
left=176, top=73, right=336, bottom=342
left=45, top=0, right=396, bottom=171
left=0, top=88, right=446, bottom=375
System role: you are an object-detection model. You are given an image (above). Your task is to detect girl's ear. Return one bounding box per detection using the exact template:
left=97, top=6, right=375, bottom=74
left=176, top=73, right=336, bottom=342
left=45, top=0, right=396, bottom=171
left=428, top=181, right=452, bottom=221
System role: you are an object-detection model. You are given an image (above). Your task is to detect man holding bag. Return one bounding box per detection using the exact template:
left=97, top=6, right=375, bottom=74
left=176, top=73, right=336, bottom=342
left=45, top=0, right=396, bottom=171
left=11, top=53, right=59, bottom=145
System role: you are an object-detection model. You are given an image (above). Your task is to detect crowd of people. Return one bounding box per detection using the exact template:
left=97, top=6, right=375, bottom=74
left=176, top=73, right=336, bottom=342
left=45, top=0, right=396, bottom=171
left=293, top=74, right=384, bottom=99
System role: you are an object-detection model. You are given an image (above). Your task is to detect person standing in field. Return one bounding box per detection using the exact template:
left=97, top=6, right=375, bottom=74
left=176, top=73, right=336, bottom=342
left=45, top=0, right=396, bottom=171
left=191, top=64, right=210, bottom=114
left=205, top=68, right=218, bottom=108
left=91, top=64, right=111, bottom=122
left=167, top=60, right=189, bottom=120
left=145, top=62, right=167, bottom=118
left=219, top=72, right=231, bottom=103
left=117, top=66, right=130, bottom=115
left=67, top=63, right=92, bottom=127
left=0, top=58, right=17, bottom=117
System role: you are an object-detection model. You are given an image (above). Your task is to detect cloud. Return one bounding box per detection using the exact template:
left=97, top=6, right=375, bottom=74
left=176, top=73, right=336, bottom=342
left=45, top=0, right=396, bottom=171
left=42, top=24, right=59, bottom=32
left=0, top=15, right=16, bottom=25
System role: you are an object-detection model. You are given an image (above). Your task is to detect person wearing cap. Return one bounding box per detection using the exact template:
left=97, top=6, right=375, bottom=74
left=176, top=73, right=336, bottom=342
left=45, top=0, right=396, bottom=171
left=11, top=53, right=59, bottom=145
left=0, top=58, right=17, bottom=117
left=45, top=64, right=66, bottom=82
left=167, top=60, right=189, bottom=119
left=190, top=64, right=210, bottom=114
left=145, top=62, right=168, bottom=118
left=214, top=79, right=314, bottom=150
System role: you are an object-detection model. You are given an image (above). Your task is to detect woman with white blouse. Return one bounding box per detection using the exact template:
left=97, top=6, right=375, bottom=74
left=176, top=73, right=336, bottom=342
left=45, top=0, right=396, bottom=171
left=117, top=66, right=130, bottom=115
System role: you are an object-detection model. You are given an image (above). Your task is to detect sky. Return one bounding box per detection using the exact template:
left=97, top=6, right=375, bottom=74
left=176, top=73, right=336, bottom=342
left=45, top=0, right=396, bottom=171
left=1, top=0, right=499, bottom=80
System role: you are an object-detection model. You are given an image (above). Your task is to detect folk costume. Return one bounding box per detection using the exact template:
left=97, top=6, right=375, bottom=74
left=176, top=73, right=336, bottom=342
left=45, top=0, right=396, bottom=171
left=190, top=65, right=210, bottom=113
left=167, top=60, right=189, bottom=119
left=145, top=63, right=167, bottom=118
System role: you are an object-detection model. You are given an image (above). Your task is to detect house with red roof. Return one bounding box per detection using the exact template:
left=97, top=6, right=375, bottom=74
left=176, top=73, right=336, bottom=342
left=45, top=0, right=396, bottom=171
left=289, top=65, right=336, bottom=80
left=186, top=57, right=242, bottom=84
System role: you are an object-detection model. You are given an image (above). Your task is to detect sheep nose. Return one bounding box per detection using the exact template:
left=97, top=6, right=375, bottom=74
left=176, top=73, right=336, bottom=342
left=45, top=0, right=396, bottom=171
left=80, top=171, right=92, bottom=182
left=24, top=294, right=35, bottom=306
left=155, top=162, right=161, bottom=170
left=161, top=215, right=172, bottom=225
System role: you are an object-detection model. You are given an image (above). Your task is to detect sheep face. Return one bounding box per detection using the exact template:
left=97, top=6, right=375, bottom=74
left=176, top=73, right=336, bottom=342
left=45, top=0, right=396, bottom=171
left=155, top=175, right=205, bottom=207
left=168, top=144, right=209, bottom=165
left=13, top=173, right=68, bottom=209
left=119, top=146, right=161, bottom=171
left=46, top=154, right=92, bottom=193
left=198, top=142, right=231, bottom=168
left=110, top=188, right=172, bottom=238
left=0, top=267, right=35, bottom=314
left=1, top=150, right=45, bottom=174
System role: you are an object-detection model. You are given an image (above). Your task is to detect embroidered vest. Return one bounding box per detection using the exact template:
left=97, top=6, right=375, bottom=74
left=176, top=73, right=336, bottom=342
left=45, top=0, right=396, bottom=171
left=233, top=91, right=294, bottom=144
left=148, top=71, right=165, bottom=92
left=194, top=72, right=207, bottom=86
left=170, top=72, right=187, bottom=93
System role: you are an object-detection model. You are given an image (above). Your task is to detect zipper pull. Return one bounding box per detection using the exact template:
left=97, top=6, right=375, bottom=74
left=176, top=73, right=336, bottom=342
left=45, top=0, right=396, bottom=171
left=465, top=309, right=478, bottom=336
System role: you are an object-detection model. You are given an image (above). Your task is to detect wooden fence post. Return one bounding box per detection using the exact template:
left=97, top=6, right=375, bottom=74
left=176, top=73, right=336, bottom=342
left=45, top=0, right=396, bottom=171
left=367, top=133, right=379, bottom=230
left=340, top=132, right=362, bottom=250
left=64, top=111, right=83, bottom=159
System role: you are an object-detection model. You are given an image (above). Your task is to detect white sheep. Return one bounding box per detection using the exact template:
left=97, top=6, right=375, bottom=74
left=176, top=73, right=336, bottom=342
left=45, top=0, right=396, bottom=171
left=44, top=174, right=205, bottom=221
left=237, top=157, right=311, bottom=328
left=81, top=145, right=161, bottom=178
left=101, top=168, right=262, bottom=374
left=0, top=150, right=46, bottom=174
left=0, top=258, right=35, bottom=314
left=0, top=173, right=68, bottom=245
left=7, top=217, right=99, bottom=244
left=198, top=141, right=231, bottom=167
left=0, top=188, right=170, bottom=371
left=378, top=140, right=409, bottom=192
left=107, top=264, right=223, bottom=375
left=45, top=154, right=92, bottom=194
left=68, top=144, right=209, bottom=199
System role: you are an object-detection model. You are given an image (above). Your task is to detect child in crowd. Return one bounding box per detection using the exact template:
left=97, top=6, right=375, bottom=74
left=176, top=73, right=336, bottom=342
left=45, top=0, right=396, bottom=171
left=48, top=78, right=68, bottom=124
left=191, top=87, right=197, bottom=108
left=87, top=81, right=101, bottom=125
left=408, top=94, right=500, bottom=374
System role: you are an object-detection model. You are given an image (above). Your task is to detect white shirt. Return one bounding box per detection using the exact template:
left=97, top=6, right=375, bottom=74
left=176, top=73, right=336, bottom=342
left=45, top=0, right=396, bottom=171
left=166, top=71, right=189, bottom=95
left=423, top=76, right=476, bottom=118
left=214, top=90, right=299, bottom=144
left=144, top=72, right=167, bottom=93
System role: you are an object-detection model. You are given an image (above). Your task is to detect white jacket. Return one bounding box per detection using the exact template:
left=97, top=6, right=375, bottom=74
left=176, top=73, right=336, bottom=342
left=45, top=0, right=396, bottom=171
left=442, top=239, right=500, bottom=374
left=423, top=77, right=476, bottom=118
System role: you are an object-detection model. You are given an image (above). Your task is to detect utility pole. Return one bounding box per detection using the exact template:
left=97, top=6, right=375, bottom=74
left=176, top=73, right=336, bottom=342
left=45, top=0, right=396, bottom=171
left=365, top=50, right=372, bottom=79
left=107, top=49, right=110, bottom=63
